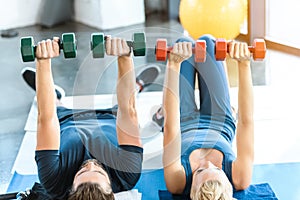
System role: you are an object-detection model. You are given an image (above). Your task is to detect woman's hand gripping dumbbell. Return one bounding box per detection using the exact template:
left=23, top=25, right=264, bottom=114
left=215, top=38, right=266, bottom=61
left=155, top=39, right=207, bottom=63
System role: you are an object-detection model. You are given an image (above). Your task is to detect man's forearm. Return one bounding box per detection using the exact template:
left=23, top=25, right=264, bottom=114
left=36, top=59, right=57, bottom=120
left=34, top=39, right=60, bottom=150
left=116, top=56, right=136, bottom=111
left=115, top=55, right=141, bottom=146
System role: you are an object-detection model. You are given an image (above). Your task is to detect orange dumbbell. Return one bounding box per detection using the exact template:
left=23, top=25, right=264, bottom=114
left=215, top=39, right=266, bottom=61
left=155, top=39, right=207, bottom=62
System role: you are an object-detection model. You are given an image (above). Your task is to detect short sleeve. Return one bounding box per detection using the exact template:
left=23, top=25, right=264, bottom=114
left=105, top=145, right=143, bottom=192
left=35, top=150, right=61, bottom=195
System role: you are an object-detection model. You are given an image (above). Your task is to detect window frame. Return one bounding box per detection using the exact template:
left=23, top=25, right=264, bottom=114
left=237, top=0, right=300, bottom=56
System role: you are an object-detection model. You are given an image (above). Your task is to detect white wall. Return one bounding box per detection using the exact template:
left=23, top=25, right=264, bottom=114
left=0, top=0, right=145, bottom=30
left=74, top=0, right=145, bottom=30
left=0, top=0, right=43, bottom=30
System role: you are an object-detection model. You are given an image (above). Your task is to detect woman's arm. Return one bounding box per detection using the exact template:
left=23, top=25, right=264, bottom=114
left=230, top=42, right=254, bottom=190
left=163, top=42, right=192, bottom=193
left=105, top=37, right=142, bottom=147
left=35, top=38, right=61, bottom=150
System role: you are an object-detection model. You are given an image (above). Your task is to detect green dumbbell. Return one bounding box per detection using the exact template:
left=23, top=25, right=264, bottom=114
left=90, top=32, right=146, bottom=58
left=20, top=33, right=77, bottom=62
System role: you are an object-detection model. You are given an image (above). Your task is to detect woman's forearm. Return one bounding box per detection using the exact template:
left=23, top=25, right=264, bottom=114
left=162, top=61, right=181, bottom=165
left=237, top=61, right=253, bottom=123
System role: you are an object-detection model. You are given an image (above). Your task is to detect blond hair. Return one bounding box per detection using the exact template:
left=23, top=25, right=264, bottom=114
left=190, top=180, right=235, bottom=200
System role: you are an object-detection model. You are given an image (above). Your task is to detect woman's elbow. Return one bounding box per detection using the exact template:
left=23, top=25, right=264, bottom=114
left=165, top=182, right=182, bottom=195
left=235, top=180, right=251, bottom=191
left=237, top=112, right=254, bottom=125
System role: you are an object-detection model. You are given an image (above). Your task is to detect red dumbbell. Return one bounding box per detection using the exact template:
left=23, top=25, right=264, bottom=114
left=155, top=39, right=207, bottom=63
left=215, top=38, right=266, bottom=61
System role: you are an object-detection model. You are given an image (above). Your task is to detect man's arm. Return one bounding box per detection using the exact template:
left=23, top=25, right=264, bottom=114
left=230, top=42, right=254, bottom=190
left=162, top=42, right=192, bottom=194
left=106, top=37, right=141, bottom=147
left=35, top=38, right=60, bottom=150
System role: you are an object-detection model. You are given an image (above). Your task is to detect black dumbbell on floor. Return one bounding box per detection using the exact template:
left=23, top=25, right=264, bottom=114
left=90, top=32, right=146, bottom=58
left=20, top=33, right=77, bottom=62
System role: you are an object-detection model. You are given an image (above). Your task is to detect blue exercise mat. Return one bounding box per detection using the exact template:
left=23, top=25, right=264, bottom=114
left=6, top=172, right=38, bottom=194
left=252, top=162, right=300, bottom=200
left=7, top=162, right=300, bottom=200
left=158, top=183, right=277, bottom=200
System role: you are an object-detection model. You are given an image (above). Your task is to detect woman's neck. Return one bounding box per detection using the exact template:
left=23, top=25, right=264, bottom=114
left=189, top=148, right=223, bottom=173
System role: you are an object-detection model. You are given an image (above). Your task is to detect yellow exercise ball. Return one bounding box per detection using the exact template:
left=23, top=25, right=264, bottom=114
left=179, top=0, right=245, bottom=40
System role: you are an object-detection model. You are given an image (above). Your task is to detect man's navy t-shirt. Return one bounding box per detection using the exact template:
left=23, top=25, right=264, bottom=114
left=35, top=107, right=143, bottom=199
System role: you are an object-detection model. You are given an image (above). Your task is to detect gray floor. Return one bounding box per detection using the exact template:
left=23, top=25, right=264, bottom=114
left=0, top=14, right=267, bottom=193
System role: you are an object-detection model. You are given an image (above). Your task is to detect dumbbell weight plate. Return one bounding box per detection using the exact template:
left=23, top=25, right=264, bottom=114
left=132, top=32, right=146, bottom=56
left=62, top=33, right=77, bottom=59
left=91, top=33, right=105, bottom=58
left=194, top=40, right=206, bottom=62
left=215, top=39, right=227, bottom=61
left=155, top=39, right=168, bottom=61
left=252, top=39, right=266, bottom=61
left=20, top=37, right=35, bottom=62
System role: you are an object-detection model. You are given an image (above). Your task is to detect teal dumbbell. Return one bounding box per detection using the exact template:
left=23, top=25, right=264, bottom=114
left=20, top=33, right=77, bottom=62
left=90, top=32, right=146, bottom=58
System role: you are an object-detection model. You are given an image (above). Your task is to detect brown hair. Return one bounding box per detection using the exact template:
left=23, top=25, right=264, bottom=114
left=68, top=182, right=115, bottom=200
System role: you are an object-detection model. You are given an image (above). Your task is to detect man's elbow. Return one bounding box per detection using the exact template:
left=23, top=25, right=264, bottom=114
left=37, top=112, right=58, bottom=125
left=128, top=107, right=138, bottom=121
left=118, top=105, right=138, bottom=121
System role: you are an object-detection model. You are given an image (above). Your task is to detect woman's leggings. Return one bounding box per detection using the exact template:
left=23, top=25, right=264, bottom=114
left=177, top=34, right=236, bottom=142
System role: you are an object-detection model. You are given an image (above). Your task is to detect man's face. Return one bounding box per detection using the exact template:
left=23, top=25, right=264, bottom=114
left=73, top=159, right=111, bottom=190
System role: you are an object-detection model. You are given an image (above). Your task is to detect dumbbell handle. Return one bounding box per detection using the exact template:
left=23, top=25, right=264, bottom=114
left=126, top=41, right=134, bottom=48
left=0, top=192, right=18, bottom=199
left=163, top=46, right=199, bottom=54
left=226, top=44, right=257, bottom=53
left=91, top=32, right=146, bottom=58
left=248, top=46, right=257, bottom=53
left=20, top=37, right=63, bottom=62
left=32, top=39, right=63, bottom=52
left=103, top=36, right=135, bottom=49
left=155, top=39, right=206, bottom=62
left=21, top=33, right=77, bottom=62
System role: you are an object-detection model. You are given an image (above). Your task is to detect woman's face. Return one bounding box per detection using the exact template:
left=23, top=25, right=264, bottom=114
left=191, top=161, right=232, bottom=191
left=73, top=159, right=111, bottom=190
